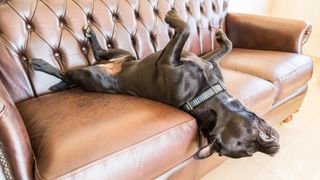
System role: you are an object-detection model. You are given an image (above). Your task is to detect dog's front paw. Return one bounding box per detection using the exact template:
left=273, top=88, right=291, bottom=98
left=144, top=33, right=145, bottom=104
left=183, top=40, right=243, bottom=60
left=83, top=25, right=93, bottom=38
left=165, top=10, right=185, bottom=28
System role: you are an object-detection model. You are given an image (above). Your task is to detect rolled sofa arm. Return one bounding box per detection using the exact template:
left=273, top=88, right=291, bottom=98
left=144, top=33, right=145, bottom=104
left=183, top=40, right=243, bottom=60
left=0, top=80, right=33, bottom=180
left=225, top=13, right=312, bottom=54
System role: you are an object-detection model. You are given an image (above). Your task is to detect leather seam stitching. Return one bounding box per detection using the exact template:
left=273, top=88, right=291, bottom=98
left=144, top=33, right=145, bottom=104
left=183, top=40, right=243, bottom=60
left=277, top=61, right=312, bottom=82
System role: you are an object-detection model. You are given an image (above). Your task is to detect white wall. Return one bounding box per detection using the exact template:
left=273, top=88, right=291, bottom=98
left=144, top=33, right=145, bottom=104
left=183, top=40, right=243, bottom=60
left=228, top=0, right=319, bottom=57
left=228, top=0, right=273, bottom=15
left=270, top=0, right=320, bottom=57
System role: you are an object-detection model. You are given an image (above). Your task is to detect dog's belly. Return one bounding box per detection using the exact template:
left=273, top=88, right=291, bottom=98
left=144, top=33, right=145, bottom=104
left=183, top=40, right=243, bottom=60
left=116, top=51, right=210, bottom=106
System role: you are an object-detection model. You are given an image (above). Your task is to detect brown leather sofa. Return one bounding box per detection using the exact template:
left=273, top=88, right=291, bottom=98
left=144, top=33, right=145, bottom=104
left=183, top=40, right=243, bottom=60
left=0, top=0, right=313, bottom=179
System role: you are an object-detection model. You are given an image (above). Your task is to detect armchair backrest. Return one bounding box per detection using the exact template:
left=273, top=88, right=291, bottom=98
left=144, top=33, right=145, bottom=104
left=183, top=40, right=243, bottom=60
left=0, top=0, right=228, bottom=103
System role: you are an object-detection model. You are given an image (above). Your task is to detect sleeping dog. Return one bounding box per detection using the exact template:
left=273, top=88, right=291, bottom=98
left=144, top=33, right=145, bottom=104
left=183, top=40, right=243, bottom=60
left=30, top=10, right=279, bottom=159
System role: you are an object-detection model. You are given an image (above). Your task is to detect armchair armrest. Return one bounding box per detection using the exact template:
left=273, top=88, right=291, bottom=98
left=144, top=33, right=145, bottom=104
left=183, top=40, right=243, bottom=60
left=225, top=13, right=312, bottom=54
left=0, top=81, right=33, bottom=180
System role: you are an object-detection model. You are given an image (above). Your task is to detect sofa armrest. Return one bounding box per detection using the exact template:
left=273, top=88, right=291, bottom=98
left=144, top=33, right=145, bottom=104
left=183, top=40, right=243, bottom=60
left=225, top=13, right=312, bottom=54
left=0, top=81, right=33, bottom=180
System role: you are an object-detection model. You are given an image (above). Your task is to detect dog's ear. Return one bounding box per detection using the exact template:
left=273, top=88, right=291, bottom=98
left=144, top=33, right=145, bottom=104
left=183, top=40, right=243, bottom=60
left=257, top=126, right=280, bottom=156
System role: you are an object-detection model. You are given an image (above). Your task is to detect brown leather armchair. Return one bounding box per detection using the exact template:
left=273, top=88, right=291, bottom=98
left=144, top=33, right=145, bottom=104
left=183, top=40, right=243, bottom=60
left=0, top=0, right=313, bottom=179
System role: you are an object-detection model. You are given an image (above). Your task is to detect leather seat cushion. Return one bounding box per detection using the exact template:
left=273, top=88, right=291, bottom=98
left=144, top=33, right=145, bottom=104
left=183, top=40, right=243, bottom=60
left=221, top=48, right=313, bottom=102
left=16, top=89, right=197, bottom=179
left=222, top=68, right=277, bottom=116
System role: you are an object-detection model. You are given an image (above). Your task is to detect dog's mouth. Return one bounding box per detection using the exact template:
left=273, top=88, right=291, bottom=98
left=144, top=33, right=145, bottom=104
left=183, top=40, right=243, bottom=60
left=213, top=140, right=223, bottom=156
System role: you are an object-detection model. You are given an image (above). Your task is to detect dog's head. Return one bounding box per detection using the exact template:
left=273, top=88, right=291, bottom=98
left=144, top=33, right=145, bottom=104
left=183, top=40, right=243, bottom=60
left=192, top=30, right=279, bottom=159
left=205, top=98, right=280, bottom=158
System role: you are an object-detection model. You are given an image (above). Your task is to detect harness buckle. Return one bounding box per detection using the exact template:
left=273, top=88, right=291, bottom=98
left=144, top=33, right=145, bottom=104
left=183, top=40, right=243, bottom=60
left=186, top=102, right=193, bottom=111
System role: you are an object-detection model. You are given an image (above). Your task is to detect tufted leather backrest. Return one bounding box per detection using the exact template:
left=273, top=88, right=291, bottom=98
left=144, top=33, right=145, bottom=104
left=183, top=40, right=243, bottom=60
left=0, top=0, right=228, bottom=103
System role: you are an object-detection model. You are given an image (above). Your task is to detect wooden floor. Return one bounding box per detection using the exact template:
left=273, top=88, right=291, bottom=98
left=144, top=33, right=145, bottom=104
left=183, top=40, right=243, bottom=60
left=202, top=57, right=320, bottom=180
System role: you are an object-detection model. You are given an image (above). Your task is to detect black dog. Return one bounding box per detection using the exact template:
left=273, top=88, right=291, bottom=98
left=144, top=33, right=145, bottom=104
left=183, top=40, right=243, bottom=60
left=30, top=10, right=279, bottom=159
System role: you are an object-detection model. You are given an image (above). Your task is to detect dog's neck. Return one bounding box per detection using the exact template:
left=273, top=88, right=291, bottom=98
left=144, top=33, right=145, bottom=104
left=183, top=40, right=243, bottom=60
left=190, top=91, right=239, bottom=137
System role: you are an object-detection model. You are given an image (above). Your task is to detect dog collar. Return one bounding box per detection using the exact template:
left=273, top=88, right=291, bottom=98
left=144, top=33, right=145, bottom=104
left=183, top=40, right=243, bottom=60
left=181, top=82, right=226, bottom=111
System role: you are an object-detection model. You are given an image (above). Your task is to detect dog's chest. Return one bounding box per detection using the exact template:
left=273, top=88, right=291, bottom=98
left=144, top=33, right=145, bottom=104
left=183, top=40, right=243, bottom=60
left=95, top=60, right=125, bottom=76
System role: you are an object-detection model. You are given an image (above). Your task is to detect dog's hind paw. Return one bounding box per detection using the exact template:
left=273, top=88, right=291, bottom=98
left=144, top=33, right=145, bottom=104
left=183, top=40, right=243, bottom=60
left=215, top=30, right=227, bottom=44
left=29, top=58, right=48, bottom=71
left=49, top=81, right=73, bottom=91
left=215, top=30, right=232, bottom=50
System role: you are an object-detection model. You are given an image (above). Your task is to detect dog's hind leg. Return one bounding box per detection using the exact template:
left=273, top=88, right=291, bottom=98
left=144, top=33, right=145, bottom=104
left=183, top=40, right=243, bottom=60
left=29, top=58, right=74, bottom=91
left=30, top=58, right=65, bottom=79
left=201, top=30, right=232, bottom=64
left=157, top=10, right=190, bottom=66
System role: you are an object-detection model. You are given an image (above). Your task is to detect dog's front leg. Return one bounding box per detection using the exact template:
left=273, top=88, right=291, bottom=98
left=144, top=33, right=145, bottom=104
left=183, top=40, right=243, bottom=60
left=201, top=30, right=232, bottom=64
left=84, top=26, right=108, bottom=61
left=84, top=26, right=134, bottom=62
left=157, top=10, right=190, bottom=66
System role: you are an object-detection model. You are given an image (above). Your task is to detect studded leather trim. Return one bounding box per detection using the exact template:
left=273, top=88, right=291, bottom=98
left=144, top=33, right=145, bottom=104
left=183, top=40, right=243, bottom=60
left=0, top=143, right=13, bottom=180
left=302, top=24, right=312, bottom=45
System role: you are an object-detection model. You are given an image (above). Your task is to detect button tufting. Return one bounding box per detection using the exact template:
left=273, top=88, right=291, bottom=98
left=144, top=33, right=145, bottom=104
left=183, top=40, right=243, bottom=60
left=212, top=4, right=217, bottom=11
left=59, top=17, right=66, bottom=28
left=26, top=23, right=32, bottom=31
left=87, top=14, right=93, bottom=24
left=112, top=12, right=120, bottom=21
left=21, top=56, right=27, bottom=61
left=134, top=10, right=141, bottom=20
left=186, top=5, right=191, bottom=14
left=150, top=32, right=156, bottom=42
left=54, top=52, right=60, bottom=58
left=59, top=22, right=64, bottom=28
left=81, top=46, right=88, bottom=54
left=154, top=8, right=160, bottom=16
left=131, top=35, right=136, bottom=46
left=200, top=5, right=205, bottom=14
left=107, top=38, right=113, bottom=48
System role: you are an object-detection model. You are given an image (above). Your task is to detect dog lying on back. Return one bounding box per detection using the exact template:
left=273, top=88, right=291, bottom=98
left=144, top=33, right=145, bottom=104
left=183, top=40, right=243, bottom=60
left=30, top=10, right=279, bottom=158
